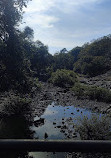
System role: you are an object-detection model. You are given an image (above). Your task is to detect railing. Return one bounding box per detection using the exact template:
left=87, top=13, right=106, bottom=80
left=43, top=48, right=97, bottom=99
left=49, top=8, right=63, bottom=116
left=0, top=140, right=111, bottom=152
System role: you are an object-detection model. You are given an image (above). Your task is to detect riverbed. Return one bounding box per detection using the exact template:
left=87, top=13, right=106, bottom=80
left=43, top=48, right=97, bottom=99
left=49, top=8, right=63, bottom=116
left=0, top=100, right=104, bottom=158
left=29, top=101, right=103, bottom=158
left=0, top=82, right=110, bottom=158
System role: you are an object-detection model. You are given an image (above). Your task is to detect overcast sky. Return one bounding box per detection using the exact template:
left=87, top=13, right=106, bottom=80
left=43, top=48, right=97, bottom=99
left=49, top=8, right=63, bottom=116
left=22, top=0, right=111, bottom=54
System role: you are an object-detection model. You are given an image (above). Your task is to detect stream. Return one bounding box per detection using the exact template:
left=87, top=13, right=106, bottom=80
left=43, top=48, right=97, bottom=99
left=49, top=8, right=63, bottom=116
left=0, top=101, right=103, bottom=158
left=29, top=101, right=103, bottom=158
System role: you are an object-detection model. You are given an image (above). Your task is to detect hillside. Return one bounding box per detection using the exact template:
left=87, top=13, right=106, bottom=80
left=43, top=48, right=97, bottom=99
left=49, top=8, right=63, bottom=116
left=53, top=35, right=111, bottom=78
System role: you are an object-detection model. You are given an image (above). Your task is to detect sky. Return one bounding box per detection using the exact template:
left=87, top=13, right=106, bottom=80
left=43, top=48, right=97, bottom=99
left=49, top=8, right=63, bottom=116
left=22, top=0, right=111, bottom=54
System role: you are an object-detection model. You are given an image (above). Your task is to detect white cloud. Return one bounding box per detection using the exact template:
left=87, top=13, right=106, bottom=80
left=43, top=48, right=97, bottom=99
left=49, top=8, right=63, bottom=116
left=24, top=14, right=59, bottom=28
left=24, top=0, right=55, bottom=13
left=67, top=0, right=102, bottom=5
left=22, top=0, right=111, bottom=54
left=23, top=0, right=59, bottom=29
left=24, top=0, right=103, bottom=14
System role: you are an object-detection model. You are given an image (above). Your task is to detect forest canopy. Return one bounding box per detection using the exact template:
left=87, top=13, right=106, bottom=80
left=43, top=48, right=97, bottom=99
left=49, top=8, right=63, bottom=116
left=0, top=0, right=111, bottom=93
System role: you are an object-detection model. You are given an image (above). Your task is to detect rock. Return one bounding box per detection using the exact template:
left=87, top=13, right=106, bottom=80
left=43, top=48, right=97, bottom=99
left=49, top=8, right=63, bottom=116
left=63, top=89, right=67, bottom=93
left=44, top=132, right=48, bottom=139
left=60, top=129, right=65, bottom=133
left=34, top=118, right=45, bottom=127
left=72, top=134, right=77, bottom=138
left=94, top=106, right=98, bottom=110
left=57, top=126, right=61, bottom=128
left=62, top=125, right=67, bottom=129
left=64, top=133, right=67, bottom=136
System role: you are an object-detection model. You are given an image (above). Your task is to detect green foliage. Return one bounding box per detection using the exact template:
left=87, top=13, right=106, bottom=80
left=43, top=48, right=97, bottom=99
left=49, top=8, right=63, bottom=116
left=74, top=36, right=111, bottom=76
left=1, top=93, right=31, bottom=116
left=30, top=77, right=41, bottom=90
left=49, top=69, right=78, bottom=88
left=71, top=83, right=111, bottom=103
left=53, top=52, right=74, bottom=71
left=0, top=0, right=33, bottom=92
left=27, top=40, right=53, bottom=81
left=71, top=83, right=88, bottom=96
left=23, top=26, right=34, bottom=41
left=88, top=86, right=111, bottom=102
left=69, top=46, right=82, bottom=62
left=0, top=0, right=51, bottom=92
left=76, top=115, right=111, bottom=140
left=52, top=35, right=111, bottom=77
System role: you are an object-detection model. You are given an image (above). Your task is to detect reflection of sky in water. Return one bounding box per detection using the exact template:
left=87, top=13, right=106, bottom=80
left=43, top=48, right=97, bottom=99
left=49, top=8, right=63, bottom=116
left=31, top=119, right=64, bottom=139
left=30, top=102, right=102, bottom=158
left=29, top=152, right=66, bottom=158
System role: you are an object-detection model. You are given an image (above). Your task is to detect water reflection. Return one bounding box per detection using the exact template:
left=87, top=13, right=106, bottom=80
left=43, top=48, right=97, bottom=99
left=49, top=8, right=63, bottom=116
left=0, top=101, right=104, bottom=158
left=30, top=102, right=103, bottom=158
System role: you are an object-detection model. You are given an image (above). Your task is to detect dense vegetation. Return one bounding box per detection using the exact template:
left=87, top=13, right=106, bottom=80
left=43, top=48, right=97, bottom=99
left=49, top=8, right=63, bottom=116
left=74, top=36, right=111, bottom=76
left=76, top=115, right=111, bottom=140
left=0, top=0, right=53, bottom=92
left=53, top=36, right=111, bottom=77
left=71, top=83, right=111, bottom=103
left=0, top=0, right=111, bottom=105
left=49, top=69, right=77, bottom=88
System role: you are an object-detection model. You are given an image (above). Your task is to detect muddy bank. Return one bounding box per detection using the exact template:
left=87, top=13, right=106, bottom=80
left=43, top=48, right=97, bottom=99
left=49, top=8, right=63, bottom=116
left=31, top=82, right=111, bottom=117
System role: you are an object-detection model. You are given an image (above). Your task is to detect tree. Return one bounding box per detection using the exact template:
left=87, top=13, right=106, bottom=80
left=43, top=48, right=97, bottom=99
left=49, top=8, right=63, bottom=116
left=53, top=52, right=74, bottom=71
left=60, top=48, right=68, bottom=53
left=74, top=35, right=111, bottom=76
left=0, top=0, right=30, bottom=42
left=23, top=26, right=34, bottom=41
left=0, top=0, right=31, bottom=91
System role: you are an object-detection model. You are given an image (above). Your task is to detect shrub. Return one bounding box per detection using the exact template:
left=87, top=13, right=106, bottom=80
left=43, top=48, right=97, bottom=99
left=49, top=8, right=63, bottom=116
left=0, top=92, right=31, bottom=116
left=88, top=87, right=111, bottom=103
left=76, top=115, right=111, bottom=140
left=71, top=83, right=111, bottom=103
left=49, top=69, right=78, bottom=88
left=71, top=83, right=88, bottom=96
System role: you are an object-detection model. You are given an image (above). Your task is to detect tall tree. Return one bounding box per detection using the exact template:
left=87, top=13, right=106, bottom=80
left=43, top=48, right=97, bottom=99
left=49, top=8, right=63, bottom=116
left=0, top=0, right=30, bottom=42
left=0, top=0, right=31, bottom=91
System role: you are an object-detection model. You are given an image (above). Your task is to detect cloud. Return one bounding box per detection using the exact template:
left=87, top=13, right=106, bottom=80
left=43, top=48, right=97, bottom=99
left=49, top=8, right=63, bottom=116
left=22, top=0, right=111, bottom=54
left=24, top=0, right=55, bottom=13
left=24, top=14, right=59, bottom=28
left=23, top=0, right=59, bottom=29
left=24, top=0, right=103, bottom=14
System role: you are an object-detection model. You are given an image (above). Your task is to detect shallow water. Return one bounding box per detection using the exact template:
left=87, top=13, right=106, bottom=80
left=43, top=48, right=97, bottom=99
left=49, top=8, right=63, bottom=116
left=0, top=101, right=103, bottom=158
left=29, top=101, right=102, bottom=158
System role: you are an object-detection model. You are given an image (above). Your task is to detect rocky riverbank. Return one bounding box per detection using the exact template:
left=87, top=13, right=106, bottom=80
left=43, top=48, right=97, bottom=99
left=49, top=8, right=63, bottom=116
left=0, top=80, right=111, bottom=118
left=31, top=82, right=111, bottom=117
left=79, top=70, right=111, bottom=90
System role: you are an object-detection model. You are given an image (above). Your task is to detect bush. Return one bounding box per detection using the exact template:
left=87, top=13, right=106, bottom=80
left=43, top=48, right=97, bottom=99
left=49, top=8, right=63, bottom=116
left=88, top=87, right=111, bottom=103
left=49, top=69, right=78, bottom=88
left=71, top=83, right=111, bottom=103
left=76, top=115, right=111, bottom=140
left=71, top=83, right=88, bottom=96
left=0, top=92, right=31, bottom=116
